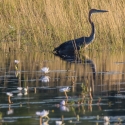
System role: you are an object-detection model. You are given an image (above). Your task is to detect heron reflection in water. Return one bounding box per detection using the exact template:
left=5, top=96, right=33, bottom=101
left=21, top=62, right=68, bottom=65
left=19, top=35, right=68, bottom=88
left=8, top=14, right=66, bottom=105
left=55, top=53, right=96, bottom=94
left=53, top=9, right=108, bottom=56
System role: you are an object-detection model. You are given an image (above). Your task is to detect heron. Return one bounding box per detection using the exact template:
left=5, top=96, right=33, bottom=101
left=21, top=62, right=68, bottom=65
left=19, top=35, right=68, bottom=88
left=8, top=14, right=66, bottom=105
left=53, top=9, right=108, bottom=56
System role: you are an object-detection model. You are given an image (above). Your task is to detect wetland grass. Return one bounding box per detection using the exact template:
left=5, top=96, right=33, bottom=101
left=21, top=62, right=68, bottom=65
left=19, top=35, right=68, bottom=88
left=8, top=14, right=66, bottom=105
left=0, top=0, right=125, bottom=52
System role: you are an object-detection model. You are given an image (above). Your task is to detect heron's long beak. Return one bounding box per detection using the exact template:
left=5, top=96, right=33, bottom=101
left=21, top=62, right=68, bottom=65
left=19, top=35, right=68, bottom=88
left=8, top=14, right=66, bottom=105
left=97, top=9, right=108, bottom=13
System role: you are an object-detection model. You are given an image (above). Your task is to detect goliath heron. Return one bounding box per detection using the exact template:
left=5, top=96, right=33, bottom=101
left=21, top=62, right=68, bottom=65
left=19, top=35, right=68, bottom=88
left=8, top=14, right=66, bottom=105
left=53, top=9, right=108, bottom=55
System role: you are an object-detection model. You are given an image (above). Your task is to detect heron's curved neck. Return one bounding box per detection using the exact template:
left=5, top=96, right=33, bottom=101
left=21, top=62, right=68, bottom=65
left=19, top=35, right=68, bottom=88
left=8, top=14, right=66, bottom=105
left=88, top=13, right=95, bottom=41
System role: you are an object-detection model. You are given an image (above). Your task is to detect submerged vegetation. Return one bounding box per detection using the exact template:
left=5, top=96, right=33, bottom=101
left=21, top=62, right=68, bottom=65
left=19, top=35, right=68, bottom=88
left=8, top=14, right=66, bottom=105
left=0, top=0, right=125, bottom=52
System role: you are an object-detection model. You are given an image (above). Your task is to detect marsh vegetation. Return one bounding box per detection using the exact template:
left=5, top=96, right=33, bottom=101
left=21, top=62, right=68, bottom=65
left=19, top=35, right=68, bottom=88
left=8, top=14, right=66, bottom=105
left=0, top=1, right=125, bottom=124
left=0, top=0, right=125, bottom=52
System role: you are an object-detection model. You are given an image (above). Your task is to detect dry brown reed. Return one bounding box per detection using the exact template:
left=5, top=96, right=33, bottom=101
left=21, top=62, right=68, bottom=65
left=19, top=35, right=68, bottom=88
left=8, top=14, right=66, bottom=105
left=0, top=0, right=125, bottom=52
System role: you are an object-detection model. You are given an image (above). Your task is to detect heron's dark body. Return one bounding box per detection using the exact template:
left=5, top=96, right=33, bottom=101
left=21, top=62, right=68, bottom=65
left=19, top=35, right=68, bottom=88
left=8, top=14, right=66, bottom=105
left=53, top=9, right=108, bottom=56
left=54, top=36, right=94, bottom=55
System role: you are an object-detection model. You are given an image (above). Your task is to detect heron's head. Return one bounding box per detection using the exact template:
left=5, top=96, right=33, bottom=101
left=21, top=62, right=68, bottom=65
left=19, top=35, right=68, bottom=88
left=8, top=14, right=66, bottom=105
left=89, top=9, right=108, bottom=15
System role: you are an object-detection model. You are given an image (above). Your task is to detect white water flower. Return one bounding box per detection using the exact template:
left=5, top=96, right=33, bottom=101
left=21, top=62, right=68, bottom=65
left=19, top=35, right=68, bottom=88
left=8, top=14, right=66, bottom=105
left=104, top=116, right=110, bottom=122
left=36, top=110, right=49, bottom=118
left=6, top=92, right=13, bottom=97
left=59, top=87, right=70, bottom=93
left=41, top=76, right=50, bottom=83
left=41, top=67, right=49, bottom=74
left=14, top=60, right=20, bottom=64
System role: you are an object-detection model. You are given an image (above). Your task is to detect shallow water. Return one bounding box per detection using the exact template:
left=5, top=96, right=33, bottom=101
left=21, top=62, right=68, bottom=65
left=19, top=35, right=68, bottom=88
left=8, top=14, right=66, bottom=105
left=0, top=51, right=125, bottom=125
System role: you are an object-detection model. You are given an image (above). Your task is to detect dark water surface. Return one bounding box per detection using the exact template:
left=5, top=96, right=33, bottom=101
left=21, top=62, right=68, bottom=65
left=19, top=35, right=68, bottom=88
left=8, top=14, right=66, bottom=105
left=0, top=51, right=125, bottom=125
